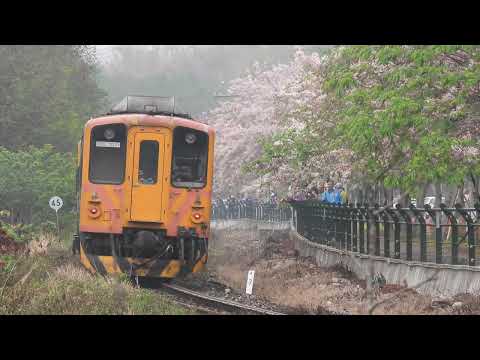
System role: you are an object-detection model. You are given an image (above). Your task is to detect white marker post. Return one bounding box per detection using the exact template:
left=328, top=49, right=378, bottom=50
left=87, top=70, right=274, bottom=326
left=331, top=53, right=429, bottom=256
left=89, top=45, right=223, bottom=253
left=245, top=270, right=255, bottom=295
left=49, top=196, right=63, bottom=238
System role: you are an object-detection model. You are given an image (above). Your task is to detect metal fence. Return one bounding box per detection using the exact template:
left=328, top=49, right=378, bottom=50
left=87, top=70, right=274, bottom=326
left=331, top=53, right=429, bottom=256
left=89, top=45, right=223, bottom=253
left=211, top=203, right=292, bottom=223
left=292, top=201, right=480, bottom=267
left=211, top=200, right=480, bottom=267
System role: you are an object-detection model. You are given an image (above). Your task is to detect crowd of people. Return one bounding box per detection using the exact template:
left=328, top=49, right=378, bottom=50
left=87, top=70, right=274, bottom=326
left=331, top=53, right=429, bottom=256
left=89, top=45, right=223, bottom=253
left=212, top=193, right=279, bottom=210
left=289, top=179, right=348, bottom=205
left=213, top=179, right=348, bottom=211
left=212, top=193, right=282, bottom=219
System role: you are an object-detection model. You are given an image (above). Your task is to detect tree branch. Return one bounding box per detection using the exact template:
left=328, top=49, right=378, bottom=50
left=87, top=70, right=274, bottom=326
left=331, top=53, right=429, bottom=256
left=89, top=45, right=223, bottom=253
left=368, top=269, right=440, bottom=315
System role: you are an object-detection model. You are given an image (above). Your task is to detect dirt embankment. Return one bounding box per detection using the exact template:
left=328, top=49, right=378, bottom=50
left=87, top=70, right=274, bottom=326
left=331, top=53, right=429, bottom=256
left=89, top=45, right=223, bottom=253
left=208, top=229, right=480, bottom=315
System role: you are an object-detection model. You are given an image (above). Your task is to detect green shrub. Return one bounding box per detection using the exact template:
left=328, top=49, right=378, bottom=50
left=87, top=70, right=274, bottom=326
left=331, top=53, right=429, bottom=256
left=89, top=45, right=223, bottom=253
left=0, top=145, right=75, bottom=226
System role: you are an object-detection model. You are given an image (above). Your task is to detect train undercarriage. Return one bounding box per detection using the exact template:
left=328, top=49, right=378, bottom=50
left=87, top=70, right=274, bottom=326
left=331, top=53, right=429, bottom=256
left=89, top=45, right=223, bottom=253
left=74, top=229, right=208, bottom=278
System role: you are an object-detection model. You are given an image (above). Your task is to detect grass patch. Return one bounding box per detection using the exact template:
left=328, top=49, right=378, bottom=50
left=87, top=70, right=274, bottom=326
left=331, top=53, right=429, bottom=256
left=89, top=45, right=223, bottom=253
left=0, top=234, right=195, bottom=315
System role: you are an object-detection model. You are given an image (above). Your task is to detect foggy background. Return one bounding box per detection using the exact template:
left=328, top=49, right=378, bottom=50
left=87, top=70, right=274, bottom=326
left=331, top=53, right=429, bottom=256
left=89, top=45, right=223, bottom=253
left=95, top=45, right=333, bottom=116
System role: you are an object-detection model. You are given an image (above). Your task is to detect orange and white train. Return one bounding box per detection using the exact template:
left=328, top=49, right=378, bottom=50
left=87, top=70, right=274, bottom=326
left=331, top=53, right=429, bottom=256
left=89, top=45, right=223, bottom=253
left=73, top=96, right=215, bottom=278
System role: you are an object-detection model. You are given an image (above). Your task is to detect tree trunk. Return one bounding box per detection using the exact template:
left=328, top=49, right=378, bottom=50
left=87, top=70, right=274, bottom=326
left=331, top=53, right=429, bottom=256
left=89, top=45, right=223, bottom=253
left=377, top=182, right=385, bottom=205
left=399, top=188, right=410, bottom=207
left=434, top=183, right=442, bottom=208
left=357, top=186, right=365, bottom=204
left=416, top=183, right=428, bottom=208
left=384, top=187, right=393, bottom=206
left=469, top=172, right=480, bottom=204
left=365, top=183, right=375, bottom=205
left=444, top=184, right=457, bottom=208
left=435, top=183, right=444, bottom=238
left=458, top=181, right=465, bottom=207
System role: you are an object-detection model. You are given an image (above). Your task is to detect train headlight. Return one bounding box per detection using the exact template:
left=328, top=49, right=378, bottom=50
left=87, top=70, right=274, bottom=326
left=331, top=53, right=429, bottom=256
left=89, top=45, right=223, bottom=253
left=87, top=205, right=102, bottom=219
left=104, top=128, right=116, bottom=140
left=191, top=212, right=202, bottom=223
left=185, top=133, right=197, bottom=144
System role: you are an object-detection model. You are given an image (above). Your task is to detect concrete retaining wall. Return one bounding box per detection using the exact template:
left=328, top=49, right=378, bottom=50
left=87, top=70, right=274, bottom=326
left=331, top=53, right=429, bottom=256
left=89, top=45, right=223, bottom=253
left=291, top=230, right=480, bottom=297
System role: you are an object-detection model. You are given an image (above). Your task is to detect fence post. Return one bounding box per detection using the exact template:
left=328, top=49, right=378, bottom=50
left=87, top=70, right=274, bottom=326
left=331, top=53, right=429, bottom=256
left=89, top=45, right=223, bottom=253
left=346, top=204, right=352, bottom=251
left=382, top=207, right=391, bottom=258
left=364, top=203, right=371, bottom=254
left=440, top=204, right=458, bottom=265
left=358, top=204, right=365, bottom=254
left=397, top=205, right=413, bottom=261
left=410, top=204, right=427, bottom=262
left=374, top=204, right=381, bottom=256
left=329, top=204, right=338, bottom=249
left=340, top=204, right=350, bottom=250
left=290, top=205, right=295, bottom=231
left=455, top=204, right=475, bottom=267
left=386, top=207, right=401, bottom=259
left=424, top=204, right=442, bottom=264
left=296, top=205, right=303, bottom=237
left=351, top=204, right=358, bottom=252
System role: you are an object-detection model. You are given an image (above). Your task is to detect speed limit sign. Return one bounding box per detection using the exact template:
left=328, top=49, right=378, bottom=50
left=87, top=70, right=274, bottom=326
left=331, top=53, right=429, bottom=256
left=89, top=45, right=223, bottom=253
left=49, top=196, right=63, bottom=237
left=49, top=196, right=63, bottom=212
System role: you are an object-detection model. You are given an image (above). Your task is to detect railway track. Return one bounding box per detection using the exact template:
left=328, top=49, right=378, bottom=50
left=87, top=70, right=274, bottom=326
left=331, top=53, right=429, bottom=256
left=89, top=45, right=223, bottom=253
left=160, top=282, right=286, bottom=315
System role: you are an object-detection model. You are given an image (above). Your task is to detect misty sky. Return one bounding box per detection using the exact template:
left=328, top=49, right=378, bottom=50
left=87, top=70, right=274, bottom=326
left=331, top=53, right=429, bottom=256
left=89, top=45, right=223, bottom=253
left=94, top=45, right=332, bottom=115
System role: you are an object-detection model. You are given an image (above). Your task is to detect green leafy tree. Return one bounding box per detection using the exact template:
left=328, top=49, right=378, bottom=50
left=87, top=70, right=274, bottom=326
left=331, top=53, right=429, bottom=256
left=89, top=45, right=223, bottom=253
left=321, top=45, right=480, bottom=194
left=0, top=45, right=107, bottom=152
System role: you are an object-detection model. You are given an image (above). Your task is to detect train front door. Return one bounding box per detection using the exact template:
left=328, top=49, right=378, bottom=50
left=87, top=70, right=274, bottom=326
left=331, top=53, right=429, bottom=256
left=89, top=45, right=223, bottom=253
left=130, top=132, right=165, bottom=222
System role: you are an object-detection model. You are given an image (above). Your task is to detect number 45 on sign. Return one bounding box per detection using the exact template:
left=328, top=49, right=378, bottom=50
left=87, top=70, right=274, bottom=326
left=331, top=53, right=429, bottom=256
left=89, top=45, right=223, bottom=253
left=49, top=196, right=63, bottom=212
left=49, top=196, right=63, bottom=237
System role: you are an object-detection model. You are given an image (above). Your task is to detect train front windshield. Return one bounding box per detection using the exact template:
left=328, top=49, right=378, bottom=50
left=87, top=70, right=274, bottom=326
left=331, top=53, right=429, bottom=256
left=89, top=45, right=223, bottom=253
left=88, top=124, right=127, bottom=184
left=171, top=127, right=208, bottom=188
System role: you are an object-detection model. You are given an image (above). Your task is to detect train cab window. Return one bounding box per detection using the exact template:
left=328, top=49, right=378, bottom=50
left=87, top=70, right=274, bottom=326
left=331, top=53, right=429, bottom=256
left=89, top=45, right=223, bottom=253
left=171, top=127, right=208, bottom=188
left=89, top=124, right=127, bottom=184
left=138, top=140, right=159, bottom=185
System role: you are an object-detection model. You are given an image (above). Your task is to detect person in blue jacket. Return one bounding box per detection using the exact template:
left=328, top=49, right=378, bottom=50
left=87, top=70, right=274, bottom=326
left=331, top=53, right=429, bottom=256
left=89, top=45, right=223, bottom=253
left=321, top=180, right=342, bottom=204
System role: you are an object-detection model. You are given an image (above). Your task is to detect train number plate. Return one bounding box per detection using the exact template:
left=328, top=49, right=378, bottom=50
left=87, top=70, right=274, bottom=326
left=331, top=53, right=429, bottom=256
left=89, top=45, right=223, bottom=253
left=96, top=141, right=120, bottom=148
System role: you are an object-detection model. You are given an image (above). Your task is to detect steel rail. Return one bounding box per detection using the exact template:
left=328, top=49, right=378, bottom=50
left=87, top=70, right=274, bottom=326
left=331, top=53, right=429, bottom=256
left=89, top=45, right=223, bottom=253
left=160, top=282, right=286, bottom=315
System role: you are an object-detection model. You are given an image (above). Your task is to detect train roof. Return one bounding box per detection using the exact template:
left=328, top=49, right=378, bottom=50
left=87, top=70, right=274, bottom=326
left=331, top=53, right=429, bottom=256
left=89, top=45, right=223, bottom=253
left=86, top=95, right=213, bottom=134
left=107, top=95, right=192, bottom=119
left=85, top=113, right=213, bottom=134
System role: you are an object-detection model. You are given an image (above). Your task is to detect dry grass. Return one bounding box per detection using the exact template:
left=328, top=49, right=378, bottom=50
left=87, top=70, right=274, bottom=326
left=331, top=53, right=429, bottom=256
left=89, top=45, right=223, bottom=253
left=27, top=232, right=56, bottom=256
left=0, top=233, right=194, bottom=315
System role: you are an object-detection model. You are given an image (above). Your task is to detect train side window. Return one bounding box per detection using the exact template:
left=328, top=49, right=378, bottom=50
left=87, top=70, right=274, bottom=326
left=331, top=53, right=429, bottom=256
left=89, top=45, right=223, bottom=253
left=138, top=140, right=159, bottom=185
left=171, top=127, right=208, bottom=189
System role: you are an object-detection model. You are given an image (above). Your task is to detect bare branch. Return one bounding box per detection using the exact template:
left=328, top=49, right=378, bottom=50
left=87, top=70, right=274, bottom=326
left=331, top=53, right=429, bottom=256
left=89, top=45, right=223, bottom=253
left=368, top=269, right=440, bottom=315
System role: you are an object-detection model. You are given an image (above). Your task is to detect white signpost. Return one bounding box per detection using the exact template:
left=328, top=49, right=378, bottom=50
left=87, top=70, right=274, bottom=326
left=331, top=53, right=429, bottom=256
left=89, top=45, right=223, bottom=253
left=49, top=196, right=63, bottom=237
left=245, top=270, right=255, bottom=295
